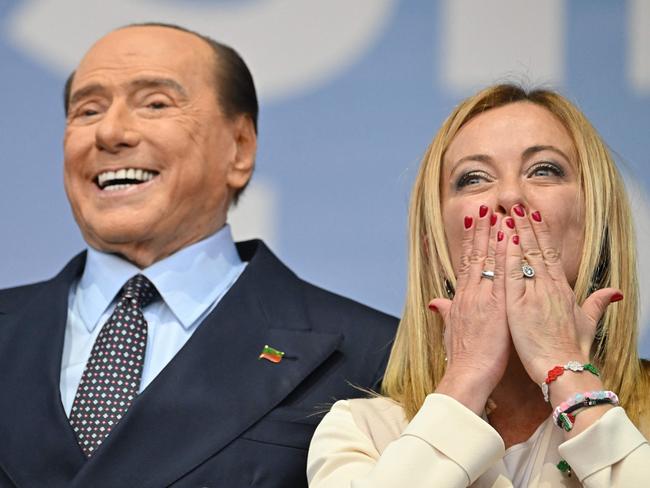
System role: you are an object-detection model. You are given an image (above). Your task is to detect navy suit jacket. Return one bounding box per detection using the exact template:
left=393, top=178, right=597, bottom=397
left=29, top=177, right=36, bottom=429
left=0, top=240, right=397, bottom=487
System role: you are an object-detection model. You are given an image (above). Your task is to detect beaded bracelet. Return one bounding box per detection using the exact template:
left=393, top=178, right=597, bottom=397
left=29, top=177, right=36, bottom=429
left=540, top=361, right=600, bottom=402
left=552, top=390, right=619, bottom=431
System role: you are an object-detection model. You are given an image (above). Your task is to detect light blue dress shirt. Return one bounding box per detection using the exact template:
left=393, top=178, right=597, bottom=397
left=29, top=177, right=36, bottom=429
left=60, top=225, right=246, bottom=416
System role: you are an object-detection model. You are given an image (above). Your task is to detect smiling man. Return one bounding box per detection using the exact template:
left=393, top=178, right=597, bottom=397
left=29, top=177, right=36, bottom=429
left=0, top=24, right=396, bottom=487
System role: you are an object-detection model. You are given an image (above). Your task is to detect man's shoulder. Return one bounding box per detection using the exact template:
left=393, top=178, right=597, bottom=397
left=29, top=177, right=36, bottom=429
left=237, top=239, right=398, bottom=336
left=299, top=279, right=397, bottom=331
left=0, top=252, right=86, bottom=314
left=0, top=281, right=49, bottom=313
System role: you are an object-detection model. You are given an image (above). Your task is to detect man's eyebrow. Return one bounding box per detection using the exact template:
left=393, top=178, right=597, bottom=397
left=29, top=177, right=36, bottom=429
left=129, top=77, right=188, bottom=98
left=68, top=83, right=107, bottom=108
left=522, top=145, right=571, bottom=162
left=68, top=77, right=188, bottom=108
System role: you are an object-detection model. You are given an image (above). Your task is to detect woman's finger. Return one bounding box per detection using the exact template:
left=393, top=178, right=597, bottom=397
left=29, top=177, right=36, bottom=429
left=467, top=205, right=494, bottom=284
left=505, top=233, right=526, bottom=300
left=491, top=223, right=508, bottom=298
left=527, top=209, right=568, bottom=283
left=510, top=204, right=549, bottom=279
left=481, top=209, right=499, bottom=283
left=581, top=288, right=624, bottom=325
left=454, top=214, right=476, bottom=294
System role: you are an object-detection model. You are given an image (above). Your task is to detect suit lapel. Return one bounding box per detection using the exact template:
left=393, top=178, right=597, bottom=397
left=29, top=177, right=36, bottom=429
left=0, top=254, right=87, bottom=487
left=71, top=241, right=342, bottom=487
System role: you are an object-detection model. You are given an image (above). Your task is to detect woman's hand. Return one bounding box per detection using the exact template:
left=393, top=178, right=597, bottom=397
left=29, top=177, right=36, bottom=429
left=430, top=205, right=513, bottom=414
left=504, top=205, right=621, bottom=385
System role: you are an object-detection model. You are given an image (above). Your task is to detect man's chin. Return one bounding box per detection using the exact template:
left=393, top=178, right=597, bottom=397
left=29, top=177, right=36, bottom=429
left=82, top=225, right=155, bottom=253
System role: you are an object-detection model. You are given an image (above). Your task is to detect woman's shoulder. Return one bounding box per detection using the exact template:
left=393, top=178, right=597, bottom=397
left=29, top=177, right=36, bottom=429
left=634, top=359, right=650, bottom=437
left=340, top=396, right=409, bottom=454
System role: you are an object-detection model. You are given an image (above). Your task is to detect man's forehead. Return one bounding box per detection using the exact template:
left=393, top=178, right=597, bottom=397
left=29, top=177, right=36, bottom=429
left=75, top=26, right=214, bottom=80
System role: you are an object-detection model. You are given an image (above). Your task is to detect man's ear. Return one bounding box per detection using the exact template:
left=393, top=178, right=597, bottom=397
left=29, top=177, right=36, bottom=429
left=226, top=114, right=257, bottom=191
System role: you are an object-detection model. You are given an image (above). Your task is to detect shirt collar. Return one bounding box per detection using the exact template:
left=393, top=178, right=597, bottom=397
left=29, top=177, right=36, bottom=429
left=76, top=225, right=244, bottom=331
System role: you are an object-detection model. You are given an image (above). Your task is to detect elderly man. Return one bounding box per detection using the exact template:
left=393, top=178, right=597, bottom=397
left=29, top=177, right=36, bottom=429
left=0, top=24, right=396, bottom=487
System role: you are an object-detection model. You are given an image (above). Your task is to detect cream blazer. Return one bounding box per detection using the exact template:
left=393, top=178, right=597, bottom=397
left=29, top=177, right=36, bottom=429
left=307, top=394, right=650, bottom=487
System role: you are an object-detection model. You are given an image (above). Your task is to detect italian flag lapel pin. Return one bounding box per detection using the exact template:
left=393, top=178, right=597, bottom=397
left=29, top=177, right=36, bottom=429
left=259, top=345, right=285, bottom=363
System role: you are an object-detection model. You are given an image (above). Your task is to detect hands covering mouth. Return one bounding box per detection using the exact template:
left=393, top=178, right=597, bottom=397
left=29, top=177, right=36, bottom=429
left=95, top=168, right=159, bottom=191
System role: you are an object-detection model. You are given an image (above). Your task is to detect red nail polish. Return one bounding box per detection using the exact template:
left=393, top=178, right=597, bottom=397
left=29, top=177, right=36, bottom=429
left=513, top=235, right=520, bottom=245
left=479, top=205, right=488, bottom=218
left=513, top=205, right=525, bottom=217
left=532, top=211, right=542, bottom=222
left=490, top=214, right=497, bottom=226
left=428, top=303, right=438, bottom=312
left=610, top=293, right=624, bottom=303
left=505, top=217, right=515, bottom=229
left=497, top=230, right=504, bottom=242
left=464, top=216, right=473, bottom=229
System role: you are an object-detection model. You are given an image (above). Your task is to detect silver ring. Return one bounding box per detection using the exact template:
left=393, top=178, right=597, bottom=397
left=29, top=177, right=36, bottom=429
left=522, top=263, right=535, bottom=278
left=481, top=270, right=495, bottom=280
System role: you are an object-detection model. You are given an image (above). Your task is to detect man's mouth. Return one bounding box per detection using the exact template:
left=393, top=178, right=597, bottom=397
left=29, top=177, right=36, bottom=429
left=95, top=168, right=158, bottom=191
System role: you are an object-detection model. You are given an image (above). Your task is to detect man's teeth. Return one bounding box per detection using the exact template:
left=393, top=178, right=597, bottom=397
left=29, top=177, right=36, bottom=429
left=97, top=169, right=156, bottom=190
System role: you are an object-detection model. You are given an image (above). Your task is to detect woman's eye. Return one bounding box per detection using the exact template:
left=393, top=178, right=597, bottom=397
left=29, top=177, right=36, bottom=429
left=529, top=162, right=564, bottom=178
left=456, top=171, right=491, bottom=189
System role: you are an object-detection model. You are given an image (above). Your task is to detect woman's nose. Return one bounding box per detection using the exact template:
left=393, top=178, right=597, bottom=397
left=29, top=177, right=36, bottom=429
left=494, top=180, right=527, bottom=216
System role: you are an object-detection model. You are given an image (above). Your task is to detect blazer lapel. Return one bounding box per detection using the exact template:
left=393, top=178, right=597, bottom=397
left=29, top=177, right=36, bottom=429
left=70, top=241, right=342, bottom=488
left=0, top=254, right=87, bottom=487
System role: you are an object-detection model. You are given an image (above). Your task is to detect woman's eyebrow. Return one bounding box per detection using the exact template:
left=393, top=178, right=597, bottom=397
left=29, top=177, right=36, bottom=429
left=522, top=145, right=571, bottom=162
left=450, top=153, right=493, bottom=172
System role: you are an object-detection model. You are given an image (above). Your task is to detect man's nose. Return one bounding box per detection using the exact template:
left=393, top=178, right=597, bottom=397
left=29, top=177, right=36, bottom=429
left=95, top=103, right=140, bottom=153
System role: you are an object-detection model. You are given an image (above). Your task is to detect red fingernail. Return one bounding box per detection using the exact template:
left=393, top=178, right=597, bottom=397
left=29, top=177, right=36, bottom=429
left=497, top=230, right=504, bottom=242
left=610, top=293, right=624, bottom=303
left=513, top=205, right=525, bottom=217
left=479, top=205, right=488, bottom=218
left=513, top=235, right=520, bottom=245
left=532, top=210, right=542, bottom=222
left=490, top=214, right=497, bottom=226
left=428, top=303, right=438, bottom=312
left=464, top=216, right=473, bottom=229
left=505, top=217, right=515, bottom=229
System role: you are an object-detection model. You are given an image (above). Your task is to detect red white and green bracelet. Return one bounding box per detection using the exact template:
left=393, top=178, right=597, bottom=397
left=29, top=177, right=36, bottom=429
left=540, top=361, right=600, bottom=402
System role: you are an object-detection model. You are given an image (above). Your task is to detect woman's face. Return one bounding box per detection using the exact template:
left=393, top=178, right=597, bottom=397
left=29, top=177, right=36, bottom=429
left=441, top=101, right=585, bottom=286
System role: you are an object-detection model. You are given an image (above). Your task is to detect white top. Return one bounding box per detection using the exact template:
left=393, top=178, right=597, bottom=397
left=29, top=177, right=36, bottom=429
left=502, top=419, right=548, bottom=487
left=307, top=393, right=650, bottom=487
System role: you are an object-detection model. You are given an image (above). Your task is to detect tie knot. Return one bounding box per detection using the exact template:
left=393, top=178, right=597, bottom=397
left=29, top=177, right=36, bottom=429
left=120, top=274, right=157, bottom=308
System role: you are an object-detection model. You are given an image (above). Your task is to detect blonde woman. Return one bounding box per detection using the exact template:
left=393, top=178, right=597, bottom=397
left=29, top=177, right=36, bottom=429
left=307, top=84, right=650, bottom=487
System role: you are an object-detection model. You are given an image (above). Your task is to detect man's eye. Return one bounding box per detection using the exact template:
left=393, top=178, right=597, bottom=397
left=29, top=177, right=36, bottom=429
left=72, top=106, right=100, bottom=118
left=147, top=101, right=168, bottom=110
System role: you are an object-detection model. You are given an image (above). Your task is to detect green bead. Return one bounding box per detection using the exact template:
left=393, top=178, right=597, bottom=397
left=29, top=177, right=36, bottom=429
left=559, top=413, right=573, bottom=432
left=584, top=363, right=600, bottom=376
left=557, top=459, right=572, bottom=476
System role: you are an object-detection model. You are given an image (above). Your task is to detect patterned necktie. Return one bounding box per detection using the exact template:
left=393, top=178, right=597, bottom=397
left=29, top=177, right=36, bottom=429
left=69, top=274, right=157, bottom=457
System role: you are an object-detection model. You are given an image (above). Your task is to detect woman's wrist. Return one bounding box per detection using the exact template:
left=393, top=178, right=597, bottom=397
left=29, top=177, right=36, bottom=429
left=436, top=368, right=496, bottom=416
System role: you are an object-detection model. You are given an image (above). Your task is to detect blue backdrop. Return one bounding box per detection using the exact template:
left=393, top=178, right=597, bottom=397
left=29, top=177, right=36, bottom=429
left=1, top=0, right=649, bottom=354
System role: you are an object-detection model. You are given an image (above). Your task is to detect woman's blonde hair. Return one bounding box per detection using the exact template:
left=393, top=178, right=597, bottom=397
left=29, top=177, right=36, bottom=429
left=382, top=84, right=649, bottom=427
